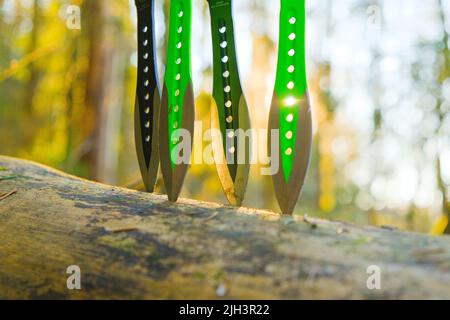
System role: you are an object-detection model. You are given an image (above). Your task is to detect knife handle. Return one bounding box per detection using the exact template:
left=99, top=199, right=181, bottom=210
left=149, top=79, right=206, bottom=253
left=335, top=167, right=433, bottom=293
left=208, top=0, right=249, bottom=172
left=275, top=0, right=307, bottom=181
left=267, top=0, right=312, bottom=215
left=208, top=0, right=244, bottom=132
left=276, top=0, right=307, bottom=97
left=163, top=0, right=193, bottom=168
left=134, top=0, right=160, bottom=191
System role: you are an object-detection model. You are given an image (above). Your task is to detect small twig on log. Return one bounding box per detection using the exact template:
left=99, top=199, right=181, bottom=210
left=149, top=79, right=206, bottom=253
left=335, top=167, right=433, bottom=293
left=202, top=212, right=219, bottom=221
left=0, top=190, right=17, bottom=202
left=111, top=227, right=139, bottom=234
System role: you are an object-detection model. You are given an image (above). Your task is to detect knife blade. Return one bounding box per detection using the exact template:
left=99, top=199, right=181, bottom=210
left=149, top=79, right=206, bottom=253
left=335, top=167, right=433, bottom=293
left=134, top=0, right=161, bottom=192
left=207, top=0, right=251, bottom=206
left=268, top=0, right=313, bottom=215
left=160, top=0, right=195, bottom=202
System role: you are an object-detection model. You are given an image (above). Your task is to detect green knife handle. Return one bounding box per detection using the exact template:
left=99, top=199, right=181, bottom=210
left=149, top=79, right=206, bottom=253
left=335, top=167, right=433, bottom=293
left=275, top=0, right=307, bottom=181
left=163, top=0, right=192, bottom=168
left=208, top=0, right=244, bottom=129
left=207, top=0, right=246, bottom=176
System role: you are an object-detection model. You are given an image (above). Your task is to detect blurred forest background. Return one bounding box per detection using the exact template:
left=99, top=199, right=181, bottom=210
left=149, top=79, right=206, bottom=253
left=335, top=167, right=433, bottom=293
left=1, top=0, right=449, bottom=234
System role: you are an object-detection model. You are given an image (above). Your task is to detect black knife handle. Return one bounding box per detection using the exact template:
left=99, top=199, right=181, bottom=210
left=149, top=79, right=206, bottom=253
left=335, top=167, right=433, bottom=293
left=135, top=0, right=159, bottom=166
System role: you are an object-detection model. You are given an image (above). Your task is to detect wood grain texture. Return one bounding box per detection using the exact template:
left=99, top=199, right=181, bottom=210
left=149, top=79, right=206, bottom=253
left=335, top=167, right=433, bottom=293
left=0, top=155, right=450, bottom=299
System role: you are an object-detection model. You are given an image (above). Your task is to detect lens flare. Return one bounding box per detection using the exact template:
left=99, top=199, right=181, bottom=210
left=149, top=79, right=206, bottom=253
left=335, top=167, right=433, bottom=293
left=284, top=96, right=298, bottom=107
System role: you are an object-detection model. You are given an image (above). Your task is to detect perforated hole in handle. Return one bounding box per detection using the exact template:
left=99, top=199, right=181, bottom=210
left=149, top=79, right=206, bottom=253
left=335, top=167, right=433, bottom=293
left=286, top=114, right=294, bottom=122
left=287, top=81, right=295, bottom=90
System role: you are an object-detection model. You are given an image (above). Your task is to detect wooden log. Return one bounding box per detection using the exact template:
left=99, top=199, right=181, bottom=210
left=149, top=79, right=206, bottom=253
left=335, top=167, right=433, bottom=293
left=0, top=155, right=450, bottom=299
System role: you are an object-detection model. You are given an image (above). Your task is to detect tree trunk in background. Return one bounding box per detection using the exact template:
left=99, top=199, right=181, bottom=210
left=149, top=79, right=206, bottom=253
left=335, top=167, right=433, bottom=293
left=0, top=0, right=6, bottom=60
left=63, top=30, right=80, bottom=171
left=439, top=158, right=450, bottom=234
left=23, top=0, right=41, bottom=114
left=311, top=63, right=336, bottom=214
left=247, top=34, right=276, bottom=210
left=22, top=0, right=41, bottom=146
left=436, top=0, right=450, bottom=234
left=99, top=50, right=125, bottom=185
left=81, top=0, right=113, bottom=181
left=444, top=197, right=450, bottom=234
left=310, top=0, right=336, bottom=214
left=247, top=1, right=278, bottom=210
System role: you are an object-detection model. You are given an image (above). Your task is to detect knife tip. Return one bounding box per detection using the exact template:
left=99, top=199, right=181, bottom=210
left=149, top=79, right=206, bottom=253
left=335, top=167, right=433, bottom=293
left=277, top=199, right=296, bottom=215
left=227, top=197, right=243, bottom=207
left=167, top=192, right=180, bottom=202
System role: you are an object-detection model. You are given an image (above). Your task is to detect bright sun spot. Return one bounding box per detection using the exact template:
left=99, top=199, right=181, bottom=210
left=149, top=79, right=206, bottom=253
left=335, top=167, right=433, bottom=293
left=284, top=96, right=298, bottom=107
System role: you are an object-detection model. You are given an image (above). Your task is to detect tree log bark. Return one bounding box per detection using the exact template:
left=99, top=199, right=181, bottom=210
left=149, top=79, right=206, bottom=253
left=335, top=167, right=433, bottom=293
left=0, top=156, right=450, bottom=299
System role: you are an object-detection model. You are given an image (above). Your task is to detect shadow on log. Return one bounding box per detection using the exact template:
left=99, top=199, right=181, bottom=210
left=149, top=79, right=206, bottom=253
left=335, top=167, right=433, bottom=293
left=0, top=155, right=450, bottom=299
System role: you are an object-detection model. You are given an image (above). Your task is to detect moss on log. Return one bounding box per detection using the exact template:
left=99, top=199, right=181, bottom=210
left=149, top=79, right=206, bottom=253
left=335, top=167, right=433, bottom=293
left=0, top=155, right=450, bottom=299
